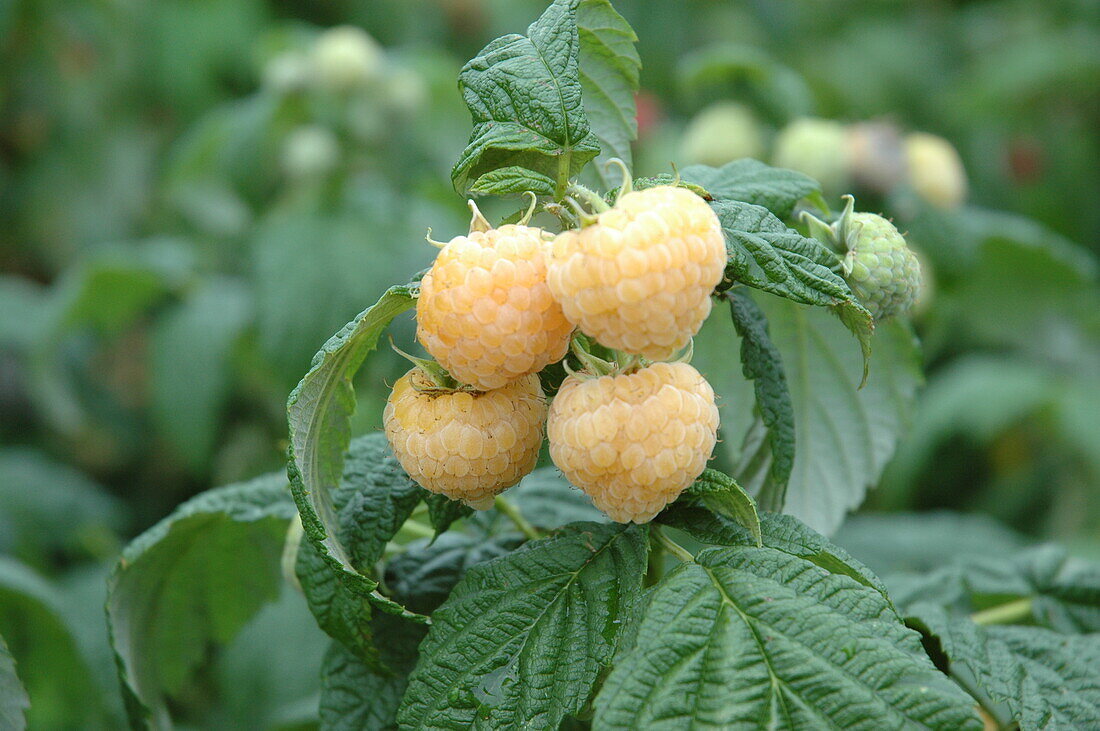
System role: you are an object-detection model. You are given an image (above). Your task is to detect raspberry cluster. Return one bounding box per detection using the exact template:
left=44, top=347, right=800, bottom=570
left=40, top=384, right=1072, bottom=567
left=387, top=186, right=726, bottom=522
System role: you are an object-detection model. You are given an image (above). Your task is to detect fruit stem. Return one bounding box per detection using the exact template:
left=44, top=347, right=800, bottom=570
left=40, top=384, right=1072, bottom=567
left=970, top=597, right=1033, bottom=626
left=652, top=525, right=694, bottom=563
left=566, top=183, right=611, bottom=214
left=494, top=495, right=540, bottom=540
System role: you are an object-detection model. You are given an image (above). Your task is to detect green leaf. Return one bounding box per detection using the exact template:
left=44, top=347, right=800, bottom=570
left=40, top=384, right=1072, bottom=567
left=0, top=634, right=28, bottom=731
left=576, top=0, right=640, bottom=189
left=682, top=159, right=819, bottom=219
left=726, top=294, right=921, bottom=535
left=660, top=509, right=890, bottom=600
left=385, top=532, right=523, bottom=615
left=0, top=448, right=124, bottom=564
left=151, top=276, right=252, bottom=471
left=286, top=282, right=427, bottom=627
left=0, top=558, right=104, bottom=729
left=469, top=166, right=557, bottom=197
left=509, top=466, right=604, bottom=530
left=452, top=0, right=601, bottom=196
left=725, top=291, right=795, bottom=510
left=398, top=522, right=648, bottom=729
left=106, top=473, right=295, bottom=727
left=679, top=469, right=761, bottom=547
left=889, top=545, right=1100, bottom=633
left=294, top=434, right=426, bottom=661
left=424, top=493, right=473, bottom=536
left=834, top=512, right=1027, bottom=577
left=708, top=199, right=873, bottom=380
left=594, top=541, right=981, bottom=729
left=908, top=605, right=1100, bottom=731
left=319, top=613, right=428, bottom=731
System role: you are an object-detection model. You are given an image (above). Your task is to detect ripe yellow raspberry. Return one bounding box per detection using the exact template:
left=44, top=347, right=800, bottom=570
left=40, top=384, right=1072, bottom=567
left=547, top=362, right=719, bottom=523
left=383, top=368, right=546, bottom=509
left=546, top=186, right=725, bottom=360
left=416, top=222, right=574, bottom=391
left=905, top=132, right=968, bottom=209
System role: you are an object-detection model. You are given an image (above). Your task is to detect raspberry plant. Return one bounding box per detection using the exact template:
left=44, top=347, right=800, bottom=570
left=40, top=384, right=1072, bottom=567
left=100, top=2, right=1100, bottom=730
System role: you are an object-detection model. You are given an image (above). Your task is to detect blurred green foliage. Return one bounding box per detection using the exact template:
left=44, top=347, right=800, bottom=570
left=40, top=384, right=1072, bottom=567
left=0, top=0, right=1097, bottom=726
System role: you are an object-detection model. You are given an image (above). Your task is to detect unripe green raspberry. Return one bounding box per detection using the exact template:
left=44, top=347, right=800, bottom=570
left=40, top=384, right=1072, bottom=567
left=417, top=220, right=573, bottom=391
left=680, top=102, right=765, bottom=167
left=547, top=362, right=719, bottom=524
left=384, top=368, right=546, bottom=509
left=547, top=186, right=725, bottom=360
left=281, top=125, right=340, bottom=180
left=310, top=26, right=383, bottom=91
left=843, top=212, right=922, bottom=319
left=772, top=118, right=849, bottom=193
left=905, top=132, right=968, bottom=209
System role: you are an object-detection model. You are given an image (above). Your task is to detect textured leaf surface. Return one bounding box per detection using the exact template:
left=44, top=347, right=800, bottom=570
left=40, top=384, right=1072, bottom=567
left=595, top=540, right=981, bottom=730
left=452, top=0, right=600, bottom=195
left=0, top=635, right=28, bottom=731
left=679, top=469, right=761, bottom=547
left=576, top=0, right=640, bottom=188
left=295, top=434, right=426, bottom=660
left=398, top=522, right=648, bottom=729
left=730, top=295, right=921, bottom=534
left=660, top=509, right=890, bottom=600
left=909, top=605, right=1100, bottom=731
left=106, top=474, right=295, bottom=727
left=425, top=494, right=473, bottom=537
left=319, top=613, right=427, bottom=731
left=725, top=291, right=795, bottom=511
left=708, top=199, right=873, bottom=378
left=286, top=283, right=426, bottom=625
left=682, top=159, right=819, bottom=218
left=469, top=166, right=557, bottom=197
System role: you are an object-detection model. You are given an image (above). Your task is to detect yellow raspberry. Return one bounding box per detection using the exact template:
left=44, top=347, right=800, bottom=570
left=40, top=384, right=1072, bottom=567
left=546, top=186, right=726, bottom=360
left=905, top=132, right=968, bottom=209
left=383, top=368, right=546, bottom=509
left=547, top=362, right=719, bottom=523
left=416, top=223, right=574, bottom=391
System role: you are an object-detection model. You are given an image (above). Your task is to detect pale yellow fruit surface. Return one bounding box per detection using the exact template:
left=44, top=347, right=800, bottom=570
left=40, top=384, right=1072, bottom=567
left=383, top=369, right=546, bottom=509
left=680, top=102, right=765, bottom=166
left=417, top=224, right=573, bottom=391
left=547, top=362, right=719, bottom=523
left=905, top=132, right=968, bottom=208
left=547, top=186, right=726, bottom=360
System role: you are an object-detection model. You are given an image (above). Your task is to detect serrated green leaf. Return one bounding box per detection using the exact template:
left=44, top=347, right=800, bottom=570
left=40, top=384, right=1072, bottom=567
left=385, top=532, right=523, bottom=615
left=106, top=473, right=295, bottom=728
left=725, top=291, right=795, bottom=510
left=319, top=613, right=428, bottom=731
left=660, top=509, right=890, bottom=600
left=398, top=522, right=648, bottom=729
left=509, top=466, right=604, bottom=530
left=908, top=605, right=1100, bottom=731
left=0, top=559, right=101, bottom=729
left=469, top=166, right=557, bottom=197
left=576, top=0, right=640, bottom=189
left=682, top=159, right=819, bottom=218
left=679, top=469, right=761, bottom=546
left=151, top=276, right=252, bottom=471
left=726, top=294, right=921, bottom=535
left=425, top=493, right=473, bottom=536
left=708, top=199, right=873, bottom=380
left=294, top=434, right=427, bottom=662
left=595, top=542, right=981, bottom=730
left=890, top=545, right=1100, bottom=633
left=0, top=635, right=28, bottom=731
left=452, top=0, right=600, bottom=195
left=286, top=282, right=428, bottom=626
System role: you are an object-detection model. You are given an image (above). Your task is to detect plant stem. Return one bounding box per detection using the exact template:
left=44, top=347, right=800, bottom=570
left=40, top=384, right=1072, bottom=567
left=494, top=495, right=540, bottom=540
left=397, top=520, right=435, bottom=540
left=970, top=597, right=1033, bottom=626
left=652, top=525, right=694, bottom=563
